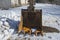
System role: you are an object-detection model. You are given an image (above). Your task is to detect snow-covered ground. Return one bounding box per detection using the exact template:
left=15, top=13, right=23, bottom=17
left=0, top=3, right=60, bottom=40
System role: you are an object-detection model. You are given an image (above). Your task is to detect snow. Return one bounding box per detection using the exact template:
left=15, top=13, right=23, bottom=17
left=0, top=3, right=60, bottom=40
left=31, top=29, right=36, bottom=32
left=42, top=14, right=60, bottom=31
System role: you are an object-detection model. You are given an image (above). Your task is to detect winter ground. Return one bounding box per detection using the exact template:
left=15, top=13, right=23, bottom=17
left=0, top=3, right=60, bottom=40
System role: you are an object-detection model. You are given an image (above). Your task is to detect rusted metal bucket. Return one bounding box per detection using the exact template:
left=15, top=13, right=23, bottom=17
left=22, top=9, right=42, bottom=31
left=18, top=9, right=43, bottom=36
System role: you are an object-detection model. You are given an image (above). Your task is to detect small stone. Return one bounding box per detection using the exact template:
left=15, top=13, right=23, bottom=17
left=48, top=36, right=52, bottom=39
left=7, top=38, right=10, bottom=40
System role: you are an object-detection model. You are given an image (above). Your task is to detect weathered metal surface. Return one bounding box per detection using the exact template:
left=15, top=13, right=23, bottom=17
left=22, top=9, right=42, bottom=30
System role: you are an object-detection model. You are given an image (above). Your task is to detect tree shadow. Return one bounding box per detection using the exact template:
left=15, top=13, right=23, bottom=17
left=42, top=26, right=60, bottom=33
